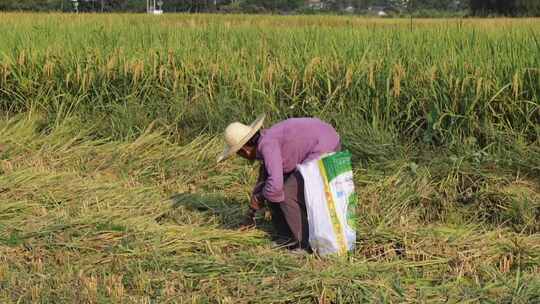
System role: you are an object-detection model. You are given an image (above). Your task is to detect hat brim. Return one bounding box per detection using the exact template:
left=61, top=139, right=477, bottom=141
left=217, top=114, right=266, bottom=163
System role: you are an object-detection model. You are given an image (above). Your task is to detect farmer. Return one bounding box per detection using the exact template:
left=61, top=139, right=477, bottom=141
left=217, top=114, right=341, bottom=250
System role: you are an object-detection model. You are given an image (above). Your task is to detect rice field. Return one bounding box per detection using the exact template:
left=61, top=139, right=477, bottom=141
left=0, top=13, right=539, bottom=303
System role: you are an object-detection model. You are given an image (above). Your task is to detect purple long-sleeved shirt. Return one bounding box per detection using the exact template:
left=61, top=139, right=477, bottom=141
left=255, top=118, right=341, bottom=203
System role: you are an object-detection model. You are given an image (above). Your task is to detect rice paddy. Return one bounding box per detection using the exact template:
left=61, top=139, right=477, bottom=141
left=0, top=13, right=539, bottom=303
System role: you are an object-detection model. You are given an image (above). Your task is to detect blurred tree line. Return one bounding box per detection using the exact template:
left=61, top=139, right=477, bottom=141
left=0, top=0, right=539, bottom=15
left=469, top=0, right=540, bottom=16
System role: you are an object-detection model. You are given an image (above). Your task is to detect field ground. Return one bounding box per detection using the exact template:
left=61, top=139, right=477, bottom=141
left=0, top=14, right=539, bottom=303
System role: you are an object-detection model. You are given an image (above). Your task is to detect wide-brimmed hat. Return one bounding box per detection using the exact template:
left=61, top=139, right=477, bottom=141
left=216, top=114, right=266, bottom=163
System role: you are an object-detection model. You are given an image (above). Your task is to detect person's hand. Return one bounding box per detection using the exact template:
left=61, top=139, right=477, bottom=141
left=250, top=193, right=264, bottom=210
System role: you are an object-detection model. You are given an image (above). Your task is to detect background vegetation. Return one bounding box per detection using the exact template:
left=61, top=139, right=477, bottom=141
left=1, top=0, right=539, bottom=16
left=0, top=13, right=539, bottom=303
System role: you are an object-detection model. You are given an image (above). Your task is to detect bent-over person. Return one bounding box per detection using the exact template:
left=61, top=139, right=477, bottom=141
left=217, top=115, right=341, bottom=250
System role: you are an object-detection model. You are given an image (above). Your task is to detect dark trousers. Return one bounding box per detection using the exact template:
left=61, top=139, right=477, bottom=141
left=268, top=171, right=310, bottom=248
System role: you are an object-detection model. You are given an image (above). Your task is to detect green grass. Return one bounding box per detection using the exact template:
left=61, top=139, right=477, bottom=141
left=0, top=13, right=539, bottom=303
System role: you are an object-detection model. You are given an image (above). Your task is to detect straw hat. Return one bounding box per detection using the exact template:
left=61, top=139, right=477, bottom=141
left=217, top=114, right=266, bottom=163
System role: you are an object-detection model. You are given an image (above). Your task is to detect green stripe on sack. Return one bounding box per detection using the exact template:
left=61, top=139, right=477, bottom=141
left=321, top=151, right=353, bottom=182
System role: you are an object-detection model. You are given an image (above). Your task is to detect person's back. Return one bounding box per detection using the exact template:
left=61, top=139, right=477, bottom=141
left=257, top=117, right=341, bottom=175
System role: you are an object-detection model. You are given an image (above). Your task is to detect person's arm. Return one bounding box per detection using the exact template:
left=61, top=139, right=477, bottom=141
left=240, top=164, right=268, bottom=229
left=250, top=164, right=267, bottom=210
left=259, top=140, right=285, bottom=203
